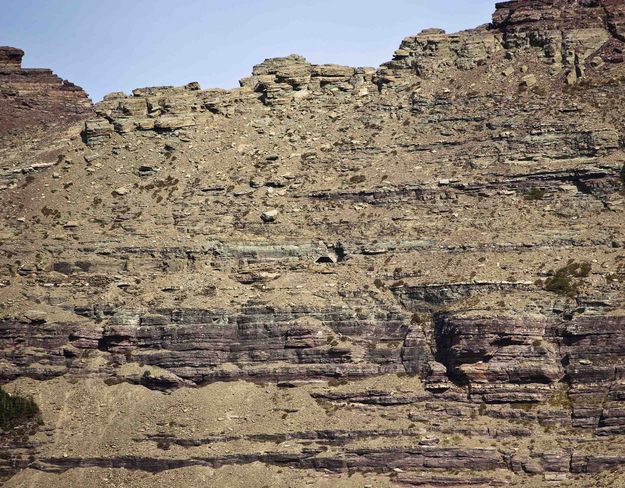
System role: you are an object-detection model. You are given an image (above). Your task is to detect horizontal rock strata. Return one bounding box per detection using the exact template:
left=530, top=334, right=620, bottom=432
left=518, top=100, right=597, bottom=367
left=1, top=0, right=625, bottom=486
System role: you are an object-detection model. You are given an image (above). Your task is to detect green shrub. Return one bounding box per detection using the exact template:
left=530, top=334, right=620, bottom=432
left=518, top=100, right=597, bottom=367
left=524, top=187, right=546, bottom=201
left=543, top=261, right=592, bottom=297
left=544, top=273, right=575, bottom=296
left=349, top=175, right=366, bottom=184
left=0, top=387, right=41, bottom=431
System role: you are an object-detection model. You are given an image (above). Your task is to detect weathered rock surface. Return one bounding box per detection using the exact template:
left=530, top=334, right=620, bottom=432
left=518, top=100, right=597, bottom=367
left=2, top=0, right=625, bottom=486
left=0, top=46, right=92, bottom=136
left=0, top=47, right=92, bottom=190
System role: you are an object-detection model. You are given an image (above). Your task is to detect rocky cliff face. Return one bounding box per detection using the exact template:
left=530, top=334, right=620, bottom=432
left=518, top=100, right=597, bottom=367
left=0, top=46, right=92, bottom=133
left=0, top=46, right=92, bottom=191
left=1, top=1, right=625, bottom=487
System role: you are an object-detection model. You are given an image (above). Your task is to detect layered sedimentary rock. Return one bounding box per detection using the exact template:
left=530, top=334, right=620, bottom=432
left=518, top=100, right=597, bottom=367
left=492, top=0, right=625, bottom=84
left=492, top=0, right=625, bottom=39
left=241, top=54, right=375, bottom=105
left=0, top=46, right=91, bottom=135
left=0, top=47, right=23, bottom=70
left=2, top=0, right=625, bottom=486
left=0, top=47, right=92, bottom=190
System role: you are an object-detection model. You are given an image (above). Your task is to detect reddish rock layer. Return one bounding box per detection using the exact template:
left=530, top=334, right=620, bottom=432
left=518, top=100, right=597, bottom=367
left=493, top=0, right=625, bottom=35
left=0, top=46, right=92, bottom=138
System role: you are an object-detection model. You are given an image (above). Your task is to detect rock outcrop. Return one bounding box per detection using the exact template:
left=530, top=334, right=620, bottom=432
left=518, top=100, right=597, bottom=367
left=0, top=46, right=93, bottom=190
left=1, top=1, right=625, bottom=486
left=0, top=46, right=92, bottom=136
left=0, top=47, right=24, bottom=70
left=240, top=54, right=375, bottom=104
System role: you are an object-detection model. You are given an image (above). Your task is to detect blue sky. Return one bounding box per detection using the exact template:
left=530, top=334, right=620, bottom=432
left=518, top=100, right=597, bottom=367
left=2, top=0, right=496, bottom=102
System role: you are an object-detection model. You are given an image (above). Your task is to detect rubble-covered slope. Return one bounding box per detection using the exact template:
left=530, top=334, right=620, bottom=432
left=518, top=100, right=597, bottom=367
left=1, top=1, right=625, bottom=486
left=0, top=46, right=92, bottom=191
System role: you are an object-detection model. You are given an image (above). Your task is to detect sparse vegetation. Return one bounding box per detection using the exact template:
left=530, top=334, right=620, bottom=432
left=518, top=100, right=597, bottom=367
left=547, top=388, right=572, bottom=409
left=524, top=187, right=546, bottom=201
left=156, top=439, right=171, bottom=450
left=543, top=260, right=592, bottom=297
left=4, top=11, right=625, bottom=486
left=606, top=273, right=625, bottom=283
left=0, top=387, right=41, bottom=431
left=349, top=174, right=366, bottom=184
left=41, top=206, right=61, bottom=218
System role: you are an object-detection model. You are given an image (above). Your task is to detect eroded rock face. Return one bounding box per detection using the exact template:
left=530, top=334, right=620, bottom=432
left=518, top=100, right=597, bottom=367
left=0, top=46, right=24, bottom=70
left=434, top=312, right=625, bottom=429
left=2, top=0, right=625, bottom=486
left=0, top=46, right=92, bottom=136
left=491, top=0, right=625, bottom=82
left=0, top=303, right=423, bottom=387
left=380, top=27, right=502, bottom=82
left=492, top=0, right=625, bottom=39
left=84, top=55, right=375, bottom=145
left=241, top=55, right=376, bottom=105
left=0, top=47, right=93, bottom=190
